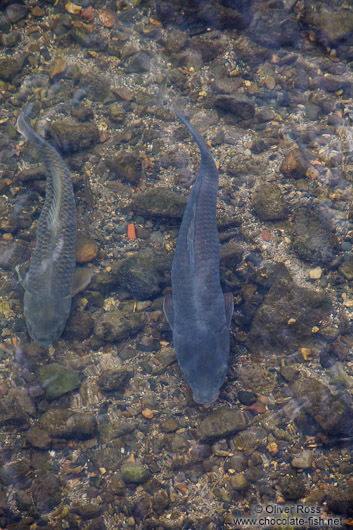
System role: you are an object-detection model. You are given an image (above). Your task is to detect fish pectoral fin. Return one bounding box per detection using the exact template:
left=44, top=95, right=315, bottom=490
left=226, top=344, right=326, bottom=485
left=15, top=263, right=29, bottom=288
left=163, top=293, right=174, bottom=329
left=71, top=267, right=92, bottom=297
left=223, top=292, right=234, bottom=328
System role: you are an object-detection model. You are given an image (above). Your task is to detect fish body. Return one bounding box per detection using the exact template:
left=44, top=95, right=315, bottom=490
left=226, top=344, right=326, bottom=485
left=16, top=105, right=78, bottom=347
left=163, top=109, right=233, bottom=404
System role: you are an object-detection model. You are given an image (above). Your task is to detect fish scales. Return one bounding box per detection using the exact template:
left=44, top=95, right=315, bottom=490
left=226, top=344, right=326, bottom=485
left=16, top=105, right=78, bottom=346
left=26, top=136, right=76, bottom=298
left=164, top=108, right=233, bottom=404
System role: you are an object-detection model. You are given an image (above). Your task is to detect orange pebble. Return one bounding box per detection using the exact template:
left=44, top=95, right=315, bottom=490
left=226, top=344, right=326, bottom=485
left=141, top=408, right=153, bottom=419
left=127, top=224, right=136, bottom=239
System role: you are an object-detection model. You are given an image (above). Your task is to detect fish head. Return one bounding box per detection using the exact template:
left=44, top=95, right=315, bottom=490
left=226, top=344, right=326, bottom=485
left=174, top=326, right=230, bottom=405
left=24, top=291, right=72, bottom=347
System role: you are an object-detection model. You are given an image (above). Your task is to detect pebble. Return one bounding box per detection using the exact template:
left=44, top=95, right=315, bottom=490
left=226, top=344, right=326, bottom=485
left=291, top=375, right=352, bottom=434
left=76, top=235, right=98, bottom=263
left=94, top=310, right=143, bottom=344
left=6, top=4, right=28, bottom=23
left=25, top=425, right=51, bottom=449
left=237, top=390, right=257, bottom=406
left=261, top=229, right=271, bottom=242
left=0, top=55, right=25, bottom=81
left=99, top=7, right=114, bottom=27
left=326, top=483, right=353, bottom=517
left=230, top=473, right=248, bottom=491
left=47, top=120, right=99, bottom=153
left=63, top=311, right=94, bottom=341
left=106, top=152, right=142, bottom=184
left=31, top=5, right=44, bottom=17
left=309, top=266, right=322, bottom=279
left=227, top=454, right=246, bottom=473
left=292, top=206, right=338, bottom=264
left=113, top=86, right=135, bottom=101
left=291, top=450, right=313, bottom=469
left=130, top=188, right=187, bottom=220
left=199, top=407, right=251, bottom=442
left=39, top=363, right=81, bottom=400
left=214, top=94, right=255, bottom=120
left=65, top=1, right=82, bottom=15
left=339, top=256, right=353, bottom=280
left=112, top=247, right=171, bottom=299
left=126, top=51, right=152, bottom=74
left=120, top=464, right=150, bottom=484
left=141, top=408, right=154, bottom=419
left=49, top=58, right=67, bottom=80
left=98, top=418, right=136, bottom=444
left=82, top=6, right=94, bottom=22
left=280, top=476, right=306, bottom=501
left=237, top=362, right=276, bottom=393
left=252, top=183, right=288, bottom=221
left=175, top=483, right=187, bottom=495
left=39, top=409, right=97, bottom=439
left=31, top=472, right=61, bottom=511
left=230, top=427, right=267, bottom=451
left=280, top=148, right=309, bottom=179
left=161, top=418, right=179, bottom=433
left=98, top=367, right=133, bottom=392
left=264, top=76, right=276, bottom=90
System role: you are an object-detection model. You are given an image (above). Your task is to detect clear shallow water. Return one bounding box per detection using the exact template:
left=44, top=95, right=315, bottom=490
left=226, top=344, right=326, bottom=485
left=0, top=0, right=353, bottom=528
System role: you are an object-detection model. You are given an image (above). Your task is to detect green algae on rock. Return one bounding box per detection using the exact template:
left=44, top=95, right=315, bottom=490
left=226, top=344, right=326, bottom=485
left=130, top=188, right=187, bottom=220
left=280, top=476, right=306, bottom=501
left=247, top=276, right=331, bottom=354
left=39, top=408, right=97, bottom=439
left=292, top=206, right=338, bottom=264
left=291, top=375, right=353, bottom=435
left=46, top=119, right=99, bottom=153
left=121, top=463, right=150, bottom=484
left=112, top=247, right=171, bottom=299
left=252, top=182, right=288, bottom=221
left=93, top=310, right=143, bottom=343
left=106, top=151, right=142, bottom=185
left=39, top=363, right=81, bottom=400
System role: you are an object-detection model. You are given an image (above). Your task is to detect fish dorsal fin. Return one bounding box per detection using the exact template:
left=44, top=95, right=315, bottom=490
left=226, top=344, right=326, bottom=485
left=163, top=293, right=174, bottom=329
left=186, top=202, right=196, bottom=270
left=71, top=267, right=92, bottom=297
left=223, top=292, right=234, bottom=328
left=46, top=179, right=61, bottom=237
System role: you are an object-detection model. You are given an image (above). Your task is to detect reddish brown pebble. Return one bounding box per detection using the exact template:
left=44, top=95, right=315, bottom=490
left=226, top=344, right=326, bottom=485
left=261, top=229, right=271, bottom=242
left=246, top=400, right=267, bottom=414
left=175, top=483, right=187, bottom=495
left=141, top=408, right=153, bottom=419
left=82, top=5, right=94, bottom=22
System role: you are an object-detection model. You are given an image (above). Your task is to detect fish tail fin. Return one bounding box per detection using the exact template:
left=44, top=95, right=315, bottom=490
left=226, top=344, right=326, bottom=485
left=172, top=102, right=211, bottom=157
left=16, top=103, right=45, bottom=147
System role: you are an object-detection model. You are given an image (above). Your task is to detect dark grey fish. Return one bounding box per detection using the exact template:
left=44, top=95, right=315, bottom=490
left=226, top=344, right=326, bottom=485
left=163, top=108, right=233, bottom=404
left=16, top=104, right=91, bottom=347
